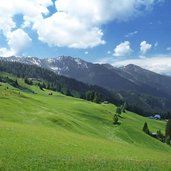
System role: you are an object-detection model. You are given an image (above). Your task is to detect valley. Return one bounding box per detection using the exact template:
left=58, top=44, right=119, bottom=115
left=0, top=72, right=171, bottom=170
left=0, top=1, right=171, bottom=170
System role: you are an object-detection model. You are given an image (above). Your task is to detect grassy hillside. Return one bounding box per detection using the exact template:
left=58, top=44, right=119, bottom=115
left=0, top=75, right=171, bottom=170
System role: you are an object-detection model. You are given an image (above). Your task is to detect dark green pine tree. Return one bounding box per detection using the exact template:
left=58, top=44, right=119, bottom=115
left=66, top=88, right=72, bottom=96
left=156, top=129, right=165, bottom=142
left=113, top=114, right=118, bottom=125
left=116, top=106, right=122, bottom=115
left=121, top=102, right=127, bottom=113
left=15, top=79, right=19, bottom=87
left=93, top=92, right=100, bottom=103
left=165, top=119, right=171, bottom=144
left=85, top=91, right=94, bottom=101
left=57, top=84, right=61, bottom=92
left=142, top=122, right=150, bottom=135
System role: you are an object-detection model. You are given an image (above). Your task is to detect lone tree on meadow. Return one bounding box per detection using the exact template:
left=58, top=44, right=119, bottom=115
left=116, top=106, right=122, bottom=115
left=113, top=114, right=118, bottom=125
left=121, top=102, right=127, bottom=113
left=165, top=119, right=171, bottom=144
left=116, top=102, right=127, bottom=116
left=143, top=122, right=150, bottom=135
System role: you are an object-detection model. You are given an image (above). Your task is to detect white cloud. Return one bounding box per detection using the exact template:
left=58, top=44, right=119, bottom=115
left=33, top=12, right=105, bottom=49
left=0, top=0, right=52, bottom=34
left=125, top=31, right=138, bottom=38
left=113, top=41, right=132, bottom=57
left=39, top=0, right=160, bottom=48
left=0, top=48, right=15, bottom=57
left=112, top=56, right=171, bottom=76
left=0, top=17, right=16, bottom=35
left=0, top=29, right=32, bottom=57
left=140, top=41, right=152, bottom=54
left=55, top=0, right=161, bottom=24
left=0, top=0, right=51, bottom=56
left=0, top=0, right=163, bottom=50
left=7, top=29, right=32, bottom=54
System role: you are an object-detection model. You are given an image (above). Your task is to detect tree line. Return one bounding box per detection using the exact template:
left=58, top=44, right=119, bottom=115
left=0, top=60, right=122, bottom=105
left=143, top=120, right=171, bottom=145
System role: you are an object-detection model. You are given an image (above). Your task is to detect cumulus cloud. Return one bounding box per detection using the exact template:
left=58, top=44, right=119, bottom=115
left=55, top=0, right=161, bottom=24
left=36, top=0, right=160, bottom=48
left=7, top=29, right=32, bottom=54
left=0, top=17, right=16, bottom=35
left=140, top=41, right=152, bottom=54
left=33, top=12, right=105, bottom=49
left=0, top=29, right=31, bottom=57
left=0, top=0, right=51, bottom=56
left=0, top=0, right=52, bottom=33
left=0, top=0, right=163, bottom=50
left=0, top=48, right=15, bottom=57
left=112, top=56, right=171, bottom=76
left=113, top=41, right=132, bottom=57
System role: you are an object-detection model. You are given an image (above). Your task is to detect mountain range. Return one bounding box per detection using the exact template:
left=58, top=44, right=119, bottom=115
left=1, top=56, right=171, bottom=116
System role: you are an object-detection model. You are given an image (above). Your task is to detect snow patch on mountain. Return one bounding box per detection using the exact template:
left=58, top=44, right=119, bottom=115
left=74, top=58, right=88, bottom=69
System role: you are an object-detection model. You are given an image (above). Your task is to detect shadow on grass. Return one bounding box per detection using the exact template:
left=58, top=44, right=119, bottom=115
left=113, top=122, right=121, bottom=125
left=118, top=115, right=125, bottom=119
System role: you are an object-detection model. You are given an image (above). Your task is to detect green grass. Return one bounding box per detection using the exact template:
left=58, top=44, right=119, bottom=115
left=0, top=76, right=171, bottom=171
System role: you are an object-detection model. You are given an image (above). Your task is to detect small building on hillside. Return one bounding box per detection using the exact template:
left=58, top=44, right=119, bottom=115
left=151, top=132, right=157, bottom=138
left=149, top=114, right=161, bottom=120
left=102, top=101, right=109, bottom=104
left=154, top=114, right=161, bottom=120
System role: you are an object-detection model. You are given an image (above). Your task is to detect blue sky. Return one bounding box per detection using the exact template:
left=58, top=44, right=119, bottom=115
left=0, top=0, right=171, bottom=75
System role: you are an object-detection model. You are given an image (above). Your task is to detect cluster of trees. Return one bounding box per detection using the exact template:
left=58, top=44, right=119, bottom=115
left=143, top=120, right=171, bottom=145
left=24, top=78, right=33, bottom=85
left=85, top=91, right=101, bottom=103
left=113, top=102, right=126, bottom=124
left=161, top=112, right=171, bottom=119
left=166, top=120, right=171, bottom=144
left=118, top=91, right=171, bottom=118
left=0, top=76, right=19, bottom=88
left=24, top=77, right=74, bottom=97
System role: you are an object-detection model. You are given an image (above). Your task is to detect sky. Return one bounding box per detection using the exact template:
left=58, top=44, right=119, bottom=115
left=0, top=0, right=171, bottom=75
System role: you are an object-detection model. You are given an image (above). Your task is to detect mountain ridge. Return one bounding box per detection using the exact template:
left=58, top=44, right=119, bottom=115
left=1, top=56, right=171, bottom=117
left=1, top=56, right=171, bottom=97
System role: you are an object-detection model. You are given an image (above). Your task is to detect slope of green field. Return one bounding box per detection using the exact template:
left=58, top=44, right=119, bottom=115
left=0, top=78, right=171, bottom=171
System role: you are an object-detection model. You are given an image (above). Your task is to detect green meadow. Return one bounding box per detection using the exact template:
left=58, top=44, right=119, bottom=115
left=0, top=76, right=171, bottom=171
